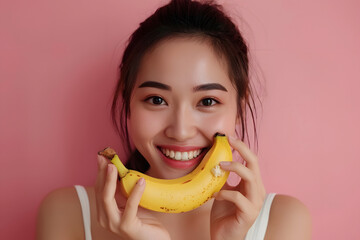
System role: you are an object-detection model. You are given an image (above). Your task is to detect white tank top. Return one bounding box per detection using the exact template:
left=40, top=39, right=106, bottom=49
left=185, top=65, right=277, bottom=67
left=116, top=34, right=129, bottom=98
left=74, top=185, right=275, bottom=240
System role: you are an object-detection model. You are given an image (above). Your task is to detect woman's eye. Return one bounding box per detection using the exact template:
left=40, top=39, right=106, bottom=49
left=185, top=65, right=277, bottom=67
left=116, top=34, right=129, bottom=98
left=199, top=98, right=218, bottom=106
left=146, top=96, right=166, bottom=105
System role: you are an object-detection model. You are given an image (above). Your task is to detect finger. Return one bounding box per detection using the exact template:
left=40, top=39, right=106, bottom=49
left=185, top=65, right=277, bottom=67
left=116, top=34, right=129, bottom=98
left=228, top=136, right=260, bottom=174
left=102, top=164, right=121, bottom=226
left=220, top=161, right=254, bottom=182
left=215, top=189, right=259, bottom=224
left=220, top=161, right=257, bottom=201
left=214, top=189, right=253, bottom=213
left=95, top=155, right=108, bottom=190
left=95, top=155, right=109, bottom=224
left=122, top=178, right=146, bottom=223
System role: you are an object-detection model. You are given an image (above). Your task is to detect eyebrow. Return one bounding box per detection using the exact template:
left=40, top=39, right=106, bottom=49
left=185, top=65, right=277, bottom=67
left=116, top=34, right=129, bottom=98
left=138, top=81, right=227, bottom=92
left=193, top=83, right=228, bottom=92
left=138, top=81, right=171, bottom=90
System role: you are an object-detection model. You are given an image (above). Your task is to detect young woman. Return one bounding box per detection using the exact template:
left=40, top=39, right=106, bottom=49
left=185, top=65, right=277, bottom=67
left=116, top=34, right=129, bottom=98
left=36, top=0, right=312, bottom=239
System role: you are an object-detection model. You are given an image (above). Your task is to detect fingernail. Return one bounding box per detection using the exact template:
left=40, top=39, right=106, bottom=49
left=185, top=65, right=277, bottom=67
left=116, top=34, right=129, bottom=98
left=220, top=161, right=231, bottom=167
left=137, top=178, right=145, bottom=186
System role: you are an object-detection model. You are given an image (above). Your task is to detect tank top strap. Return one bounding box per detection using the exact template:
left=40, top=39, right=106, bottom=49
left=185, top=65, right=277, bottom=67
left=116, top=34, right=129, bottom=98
left=74, top=185, right=92, bottom=240
left=245, top=193, right=276, bottom=240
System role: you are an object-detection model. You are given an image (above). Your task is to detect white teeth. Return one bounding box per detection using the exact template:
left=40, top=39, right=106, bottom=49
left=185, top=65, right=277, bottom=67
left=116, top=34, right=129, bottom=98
left=161, top=148, right=203, bottom=161
left=175, top=152, right=182, bottom=160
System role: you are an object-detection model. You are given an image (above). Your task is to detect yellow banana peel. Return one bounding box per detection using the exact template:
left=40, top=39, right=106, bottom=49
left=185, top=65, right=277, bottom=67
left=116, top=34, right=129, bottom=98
left=99, top=133, right=232, bottom=213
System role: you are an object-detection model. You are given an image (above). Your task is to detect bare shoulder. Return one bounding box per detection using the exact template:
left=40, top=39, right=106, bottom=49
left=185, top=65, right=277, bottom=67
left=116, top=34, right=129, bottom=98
left=265, top=194, right=312, bottom=240
left=36, top=186, right=83, bottom=240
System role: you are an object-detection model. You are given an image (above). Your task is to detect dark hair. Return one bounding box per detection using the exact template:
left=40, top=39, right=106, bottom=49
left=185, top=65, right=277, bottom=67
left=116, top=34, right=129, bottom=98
left=111, top=0, right=258, bottom=172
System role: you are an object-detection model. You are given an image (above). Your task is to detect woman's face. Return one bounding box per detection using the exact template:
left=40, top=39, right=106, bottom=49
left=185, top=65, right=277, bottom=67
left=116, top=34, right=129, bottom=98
left=128, top=37, right=239, bottom=179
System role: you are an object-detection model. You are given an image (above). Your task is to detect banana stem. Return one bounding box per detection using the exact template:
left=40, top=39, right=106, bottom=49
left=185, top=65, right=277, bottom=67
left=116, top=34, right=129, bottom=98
left=98, top=147, right=128, bottom=178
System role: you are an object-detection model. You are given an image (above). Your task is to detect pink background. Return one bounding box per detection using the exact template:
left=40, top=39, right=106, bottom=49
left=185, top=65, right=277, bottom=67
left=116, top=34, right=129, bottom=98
left=1, top=0, right=359, bottom=239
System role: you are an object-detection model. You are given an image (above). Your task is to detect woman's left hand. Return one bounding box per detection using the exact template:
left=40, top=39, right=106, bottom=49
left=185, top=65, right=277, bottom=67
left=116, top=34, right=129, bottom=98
left=210, top=136, right=266, bottom=240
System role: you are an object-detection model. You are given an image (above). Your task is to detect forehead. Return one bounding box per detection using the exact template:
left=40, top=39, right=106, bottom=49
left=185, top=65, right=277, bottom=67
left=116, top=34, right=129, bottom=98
left=136, top=36, right=232, bottom=89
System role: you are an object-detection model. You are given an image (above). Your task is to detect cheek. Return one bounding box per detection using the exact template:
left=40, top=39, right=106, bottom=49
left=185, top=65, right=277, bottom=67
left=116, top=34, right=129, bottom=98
left=128, top=106, right=165, bottom=147
left=196, top=108, right=238, bottom=138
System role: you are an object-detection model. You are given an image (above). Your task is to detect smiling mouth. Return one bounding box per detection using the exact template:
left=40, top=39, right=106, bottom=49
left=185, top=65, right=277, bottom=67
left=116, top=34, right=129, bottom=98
left=158, top=147, right=206, bottom=161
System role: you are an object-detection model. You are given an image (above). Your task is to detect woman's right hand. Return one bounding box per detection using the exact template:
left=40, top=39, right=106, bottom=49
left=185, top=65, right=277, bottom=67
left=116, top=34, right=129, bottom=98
left=95, top=155, right=171, bottom=240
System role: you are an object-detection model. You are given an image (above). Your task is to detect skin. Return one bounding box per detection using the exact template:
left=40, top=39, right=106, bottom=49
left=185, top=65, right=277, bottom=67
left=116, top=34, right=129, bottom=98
left=127, top=37, right=239, bottom=179
left=36, top=38, right=312, bottom=240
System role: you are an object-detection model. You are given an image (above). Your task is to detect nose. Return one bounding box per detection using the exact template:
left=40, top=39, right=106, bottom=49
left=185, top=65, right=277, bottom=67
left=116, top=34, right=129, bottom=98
left=164, top=104, right=197, bottom=141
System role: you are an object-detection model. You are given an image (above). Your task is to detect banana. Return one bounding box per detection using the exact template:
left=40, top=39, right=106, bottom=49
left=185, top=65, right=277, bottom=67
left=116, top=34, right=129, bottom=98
left=99, top=133, right=232, bottom=213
